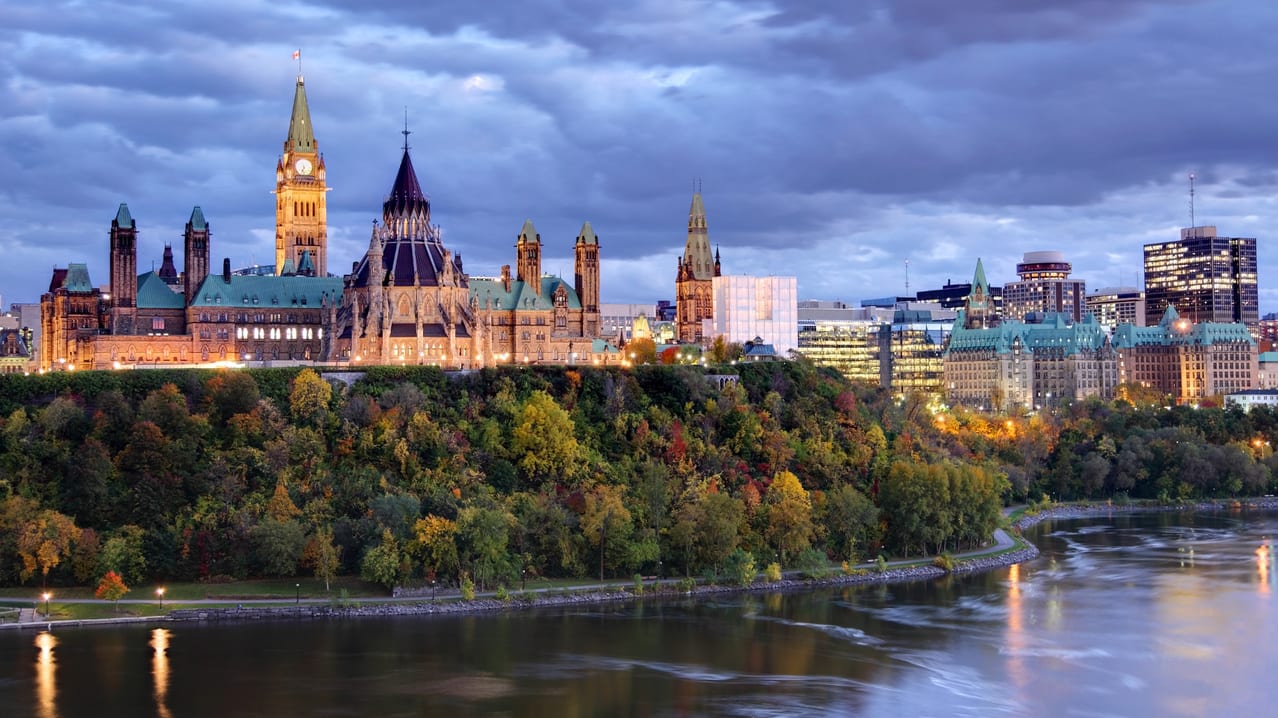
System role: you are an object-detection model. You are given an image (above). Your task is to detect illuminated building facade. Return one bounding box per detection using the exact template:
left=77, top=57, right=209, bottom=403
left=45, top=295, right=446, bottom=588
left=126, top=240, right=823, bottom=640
left=708, top=275, right=797, bottom=356
left=1114, top=304, right=1257, bottom=404
left=675, top=192, right=720, bottom=343
left=1143, top=226, right=1258, bottom=328
left=1086, top=286, right=1145, bottom=329
left=1002, top=251, right=1086, bottom=322
left=797, top=301, right=954, bottom=392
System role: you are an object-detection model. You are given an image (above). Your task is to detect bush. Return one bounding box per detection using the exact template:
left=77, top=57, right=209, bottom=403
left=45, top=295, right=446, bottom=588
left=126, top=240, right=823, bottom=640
left=677, top=577, right=696, bottom=593
left=460, top=573, right=475, bottom=601
left=932, top=553, right=955, bottom=573
left=794, top=548, right=829, bottom=580
left=875, top=556, right=888, bottom=574
left=632, top=573, right=644, bottom=596
left=724, top=549, right=756, bottom=587
left=495, top=585, right=510, bottom=602
left=765, top=562, right=782, bottom=583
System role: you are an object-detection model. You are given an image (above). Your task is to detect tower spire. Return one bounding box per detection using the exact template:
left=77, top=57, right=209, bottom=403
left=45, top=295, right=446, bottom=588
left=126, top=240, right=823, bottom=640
left=285, top=74, right=315, bottom=153
left=1189, top=172, right=1196, bottom=228
left=402, top=108, right=411, bottom=153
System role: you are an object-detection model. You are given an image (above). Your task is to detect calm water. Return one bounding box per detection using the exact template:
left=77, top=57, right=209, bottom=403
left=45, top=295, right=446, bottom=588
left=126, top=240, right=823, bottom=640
left=3, top=510, right=1277, bottom=717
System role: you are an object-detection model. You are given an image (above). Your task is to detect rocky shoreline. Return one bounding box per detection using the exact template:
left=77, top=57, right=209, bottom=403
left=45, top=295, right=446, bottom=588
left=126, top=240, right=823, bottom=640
left=1010, top=497, right=1278, bottom=532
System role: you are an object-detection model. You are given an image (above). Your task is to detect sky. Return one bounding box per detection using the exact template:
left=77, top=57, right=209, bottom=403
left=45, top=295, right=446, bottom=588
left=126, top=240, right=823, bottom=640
left=3, top=0, right=1278, bottom=313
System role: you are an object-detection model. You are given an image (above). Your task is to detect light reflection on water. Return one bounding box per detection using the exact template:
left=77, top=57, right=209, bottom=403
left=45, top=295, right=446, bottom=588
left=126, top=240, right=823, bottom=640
left=4, top=510, right=1278, bottom=718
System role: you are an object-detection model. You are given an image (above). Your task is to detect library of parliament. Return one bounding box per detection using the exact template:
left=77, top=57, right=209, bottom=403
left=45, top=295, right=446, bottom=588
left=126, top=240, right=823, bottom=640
left=39, top=74, right=631, bottom=371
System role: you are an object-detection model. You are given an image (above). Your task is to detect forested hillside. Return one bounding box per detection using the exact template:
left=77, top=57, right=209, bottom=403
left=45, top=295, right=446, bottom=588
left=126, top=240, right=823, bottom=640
left=1, top=363, right=1273, bottom=592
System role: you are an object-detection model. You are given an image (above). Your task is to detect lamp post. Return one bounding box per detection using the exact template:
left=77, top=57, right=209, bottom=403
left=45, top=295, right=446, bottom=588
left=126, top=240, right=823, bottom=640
left=295, top=583, right=300, bottom=605
left=157, top=587, right=165, bottom=610
left=42, top=592, right=50, bottom=617
left=431, top=579, right=436, bottom=601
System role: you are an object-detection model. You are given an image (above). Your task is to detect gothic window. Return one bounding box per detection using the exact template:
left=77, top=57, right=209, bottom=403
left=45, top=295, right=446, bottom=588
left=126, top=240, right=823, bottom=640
left=151, top=317, right=165, bottom=331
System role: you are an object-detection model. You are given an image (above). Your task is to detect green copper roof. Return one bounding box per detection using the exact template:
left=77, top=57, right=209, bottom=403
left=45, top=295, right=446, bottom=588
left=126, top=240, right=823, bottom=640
left=591, top=339, right=619, bottom=353
left=287, top=77, right=315, bottom=153
left=136, top=271, right=186, bottom=309
left=972, top=258, right=989, bottom=294
left=64, top=263, right=94, bottom=292
left=576, top=221, right=597, bottom=245
left=946, top=312, right=1111, bottom=357
left=517, top=219, right=539, bottom=244
left=114, top=203, right=134, bottom=227
left=297, top=250, right=315, bottom=275
left=190, top=274, right=342, bottom=308
left=470, top=275, right=582, bottom=311
left=1157, top=304, right=1180, bottom=327
left=1113, top=316, right=1255, bottom=349
left=188, top=206, right=207, bottom=231
left=1259, top=351, right=1278, bottom=363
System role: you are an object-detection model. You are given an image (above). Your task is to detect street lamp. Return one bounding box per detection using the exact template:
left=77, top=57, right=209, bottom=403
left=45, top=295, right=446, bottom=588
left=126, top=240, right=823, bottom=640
left=431, top=579, right=436, bottom=601
left=157, top=587, right=165, bottom=610
left=295, top=583, right=300, bottom=604
left=42, top=592, right=51, bottom=617
left=521, top=568, right=527, bottom=592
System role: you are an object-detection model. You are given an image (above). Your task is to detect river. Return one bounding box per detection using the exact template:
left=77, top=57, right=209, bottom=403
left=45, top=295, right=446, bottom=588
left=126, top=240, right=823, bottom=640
left=2, top=510, right=1276, bottom=717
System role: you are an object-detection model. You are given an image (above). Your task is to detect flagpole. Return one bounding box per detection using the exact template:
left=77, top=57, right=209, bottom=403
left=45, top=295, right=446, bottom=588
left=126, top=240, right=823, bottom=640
left=294, top=49, right=302, bottom=77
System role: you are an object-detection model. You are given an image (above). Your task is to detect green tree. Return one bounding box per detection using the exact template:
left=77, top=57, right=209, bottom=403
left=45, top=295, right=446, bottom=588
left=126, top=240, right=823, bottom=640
left=456, top=505, right=512, bottom=590
left=581, top=483, right=634, bottom=580
left=764, top=470, right=814, bottom=565
left=822, top=483, right=880, bottom=562
left=94, top=570, right=129, bottom=613
left=251, top=519, right=307, bottom=577
left=723, top=548, right=756, bottom=587
left=361, top=530, right=405, bottom=591
left=290, top=369, right=332, bottom=426
left=98, top=525, right=148, bottom=585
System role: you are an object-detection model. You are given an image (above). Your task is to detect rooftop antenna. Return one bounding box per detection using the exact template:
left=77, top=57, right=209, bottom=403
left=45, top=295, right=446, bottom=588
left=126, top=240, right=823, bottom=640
left=905, top=258, right=910, bottom=296
left=402, top=108, right=411, bottom=152
left=1189, top=172, right=1196, bottom=229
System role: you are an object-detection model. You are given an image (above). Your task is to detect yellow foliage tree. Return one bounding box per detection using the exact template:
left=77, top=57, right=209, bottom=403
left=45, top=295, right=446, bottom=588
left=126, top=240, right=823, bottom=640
left=764, top=470, right=814, bottom=565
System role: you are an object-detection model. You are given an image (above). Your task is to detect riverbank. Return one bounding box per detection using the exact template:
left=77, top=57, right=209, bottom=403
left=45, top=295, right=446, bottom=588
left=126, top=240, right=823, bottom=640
left=1010, top=496, right=1278, bottom=532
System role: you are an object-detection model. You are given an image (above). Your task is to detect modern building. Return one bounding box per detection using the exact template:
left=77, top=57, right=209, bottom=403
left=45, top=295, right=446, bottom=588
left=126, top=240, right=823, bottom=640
left=1002, top=251, right=1086, bottom=322
left=1114, top=305, right=1257, bottom=404
left=916, top=278, right=1003, bottom=315
left=1087, top=286, right=1145, bottom=329
left=1143, top=226, right=1258, bottom=328
left=706, top=275, right=797, bottom=357
left=797, top=300, right=955, bottom=391
left=674, top=192, right=720, bottom=343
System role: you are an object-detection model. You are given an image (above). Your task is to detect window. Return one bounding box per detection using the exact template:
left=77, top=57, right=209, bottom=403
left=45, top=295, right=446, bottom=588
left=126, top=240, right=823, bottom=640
left=151, top=317, right=165, bottom=331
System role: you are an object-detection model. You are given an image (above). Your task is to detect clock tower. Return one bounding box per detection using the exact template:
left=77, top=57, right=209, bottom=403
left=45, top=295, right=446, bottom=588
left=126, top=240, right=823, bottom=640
left=274, top=74, right=328, bottom=277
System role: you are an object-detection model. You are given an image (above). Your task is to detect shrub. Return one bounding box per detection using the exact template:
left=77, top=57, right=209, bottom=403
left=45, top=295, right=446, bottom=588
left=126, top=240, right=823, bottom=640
left=765, top=562, right=782, bottom=583
left=633, top=573, right=645, bottom=596
left=724, top=549, right=756, bottom=587
left=460, top=573, right=475, bottom=601
left=677, top=577, right=696, bottom=593
left=495, top=585, right=510, bottom=602
left=932, top=553, right=955, bottom=573
left=794, top=548, right=829, bottom=580
left=875, top=556, right=888, bottom=574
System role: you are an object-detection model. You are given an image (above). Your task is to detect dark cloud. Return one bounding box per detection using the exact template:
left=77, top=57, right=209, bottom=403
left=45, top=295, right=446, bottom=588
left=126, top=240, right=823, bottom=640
left=1, top=0, right=1276, bottom=313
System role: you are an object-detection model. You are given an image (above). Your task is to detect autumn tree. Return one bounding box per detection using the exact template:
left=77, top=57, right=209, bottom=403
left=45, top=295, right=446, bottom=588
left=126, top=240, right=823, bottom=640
left=580, top=483, right=634, bottom=580
left=510, top=391, right=581, bottom=486
left=627, top=337, right=657, bottom=365
left=764, top=470, right=814, bottom=565
left=302, top=527, right=341, bottom=591
left=17, top=509, right=79, bottom=587
left=95, top=571, right=129, bottom=613
left=413, top=515, right=459, bottom=581
left=290, top=369, right=332, bottom=426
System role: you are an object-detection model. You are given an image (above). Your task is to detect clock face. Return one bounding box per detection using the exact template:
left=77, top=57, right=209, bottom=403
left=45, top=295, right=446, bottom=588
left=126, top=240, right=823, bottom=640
left=295, top=158, right=313, bottom=176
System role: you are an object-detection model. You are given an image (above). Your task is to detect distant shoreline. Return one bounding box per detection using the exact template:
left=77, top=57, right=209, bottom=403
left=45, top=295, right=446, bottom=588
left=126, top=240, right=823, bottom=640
left=12, top=498, right=1278, bottom=631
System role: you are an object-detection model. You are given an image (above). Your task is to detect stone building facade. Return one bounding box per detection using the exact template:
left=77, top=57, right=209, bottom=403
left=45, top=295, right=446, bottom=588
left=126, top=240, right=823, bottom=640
left=675, top=192, right=720, bottom=343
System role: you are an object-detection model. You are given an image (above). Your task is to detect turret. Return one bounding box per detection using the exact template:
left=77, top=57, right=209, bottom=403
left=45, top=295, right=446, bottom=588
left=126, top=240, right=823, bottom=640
left=515, top=219, right=542, bottom=294
left=183, top=206, right=210, bottom=303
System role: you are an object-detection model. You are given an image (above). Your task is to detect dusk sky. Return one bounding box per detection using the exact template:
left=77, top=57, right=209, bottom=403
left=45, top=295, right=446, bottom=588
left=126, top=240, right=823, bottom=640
left=3, top=0, right=1277, bottom=312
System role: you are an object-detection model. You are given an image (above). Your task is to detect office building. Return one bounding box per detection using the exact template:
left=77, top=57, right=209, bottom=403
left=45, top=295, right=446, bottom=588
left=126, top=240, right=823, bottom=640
left=707, top=275, right=797, bottom=356
left=1087, top=287, right=1145, bottom=329
left=1143, top=226, right=1258, bottom=327
left=1002, top=251, right=1086, bottom=322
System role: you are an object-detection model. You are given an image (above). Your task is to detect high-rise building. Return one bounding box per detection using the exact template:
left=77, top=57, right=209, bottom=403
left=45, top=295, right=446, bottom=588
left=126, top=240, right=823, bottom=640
left=915, top=279, right=1003, bottom=315
left=1002, top=251, right=1086, bottom=322
left=797, top=300, right=955, bottom=392
left=1143, top=226, right=1257, bottom=327
left=675, top=192, right=720, bottom=343
left=1086, top=287, right=1145, bottom=329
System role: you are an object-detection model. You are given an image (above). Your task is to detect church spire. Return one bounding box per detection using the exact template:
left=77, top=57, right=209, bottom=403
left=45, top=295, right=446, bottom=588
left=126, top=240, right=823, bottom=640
left=285, top=76, right=315, bottom=154
left=683, top=189, right=713, bottom=281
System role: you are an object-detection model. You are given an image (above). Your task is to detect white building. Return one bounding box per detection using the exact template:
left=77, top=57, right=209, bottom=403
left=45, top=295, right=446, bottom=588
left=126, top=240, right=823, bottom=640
left=708, top=275, right=798, bottom=356
left=1226, top=389, right=1278, bottom=412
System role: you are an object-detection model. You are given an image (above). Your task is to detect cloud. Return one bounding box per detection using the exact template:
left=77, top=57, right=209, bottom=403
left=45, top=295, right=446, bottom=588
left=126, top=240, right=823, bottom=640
left=1, top=0, right=1277, bottom=317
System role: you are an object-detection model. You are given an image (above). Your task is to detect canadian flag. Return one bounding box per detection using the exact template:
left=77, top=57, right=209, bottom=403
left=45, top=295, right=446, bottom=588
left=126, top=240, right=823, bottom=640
left=292, top=50, right=300, bottom=60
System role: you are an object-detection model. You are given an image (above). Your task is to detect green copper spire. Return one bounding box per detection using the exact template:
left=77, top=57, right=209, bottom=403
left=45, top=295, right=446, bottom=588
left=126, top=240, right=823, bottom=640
left=188, top=206, right=207, bottom=231
left=576, top=221, right=597, bottom=245
left=286, top=77, right=315, bottom=153
left=114, top=203, right=134, bottom=228
left=972, top=257, right=989, bottom=294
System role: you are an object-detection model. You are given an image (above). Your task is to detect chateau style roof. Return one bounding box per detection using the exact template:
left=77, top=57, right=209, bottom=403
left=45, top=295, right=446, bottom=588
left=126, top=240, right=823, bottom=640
left=470, top=275, right=582, bottom=310
left=136, top=271, right=185, bottom=309
left=576, top=221, right=598, bottom=245
left=947, top=311, right=1111, bottom=356
left=286, top=77, right=315, bottom=153
left=61, top=263, right=95, bottom=293
left=190, top=274, right=342, bottom=308
left=972, top=258, right=989, bottom=295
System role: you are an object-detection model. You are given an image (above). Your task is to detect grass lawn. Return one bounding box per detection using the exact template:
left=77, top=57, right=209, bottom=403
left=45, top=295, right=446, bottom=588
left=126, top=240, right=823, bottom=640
left=0, top=575, right=385, bottom=605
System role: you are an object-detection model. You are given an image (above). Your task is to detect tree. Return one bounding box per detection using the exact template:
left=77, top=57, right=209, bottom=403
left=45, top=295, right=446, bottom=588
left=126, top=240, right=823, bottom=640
left=413, top=515, right=459, bottom=580
left=723, top=548, right=756, bottom=587
left=290, top=369, right=332, bottom=426
left=764, top=471, right=814, bottom=565
left=627, top=337, right=657, bottom=365
left=17, top=509, right=79, bottom=587
left=95, top=571, right=129, bottom=613
left=456, top=505, right=512, bottom=590
left=250, top=519, right=307, bottom=577
left=581, top=484, right=633, bottom=581
left=510, top=391, right=581, bottom=486
left=822, top=483, right=880, bottom=562
left=360, top=530, right=404, bottom=591
left=98, top=525, right=148, bottom=585
left=302, top=528, right=342, bottom=591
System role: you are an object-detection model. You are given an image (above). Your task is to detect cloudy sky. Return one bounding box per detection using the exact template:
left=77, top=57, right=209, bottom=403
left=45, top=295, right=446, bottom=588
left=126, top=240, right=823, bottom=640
left=3, top=0, right=1277, bottom=313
